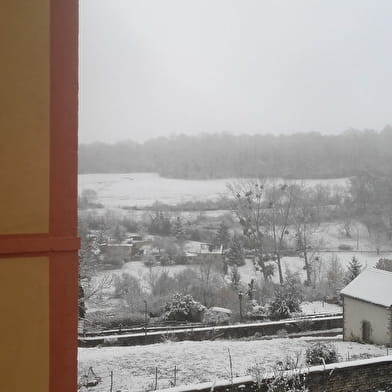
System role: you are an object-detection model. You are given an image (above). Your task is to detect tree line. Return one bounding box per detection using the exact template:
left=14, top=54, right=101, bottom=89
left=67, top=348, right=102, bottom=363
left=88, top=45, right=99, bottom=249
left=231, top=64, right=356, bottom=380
left=79, top=127, right=392, bottom=179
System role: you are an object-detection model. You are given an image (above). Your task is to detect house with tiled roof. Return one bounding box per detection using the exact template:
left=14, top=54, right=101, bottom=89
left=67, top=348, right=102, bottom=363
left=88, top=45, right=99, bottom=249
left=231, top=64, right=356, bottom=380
left=341, top=268, right=392, bottom=346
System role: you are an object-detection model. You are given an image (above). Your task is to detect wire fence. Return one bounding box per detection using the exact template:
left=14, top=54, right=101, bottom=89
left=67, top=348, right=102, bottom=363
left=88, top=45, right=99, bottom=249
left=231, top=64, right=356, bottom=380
left=78, top=365, right=180, bottom=392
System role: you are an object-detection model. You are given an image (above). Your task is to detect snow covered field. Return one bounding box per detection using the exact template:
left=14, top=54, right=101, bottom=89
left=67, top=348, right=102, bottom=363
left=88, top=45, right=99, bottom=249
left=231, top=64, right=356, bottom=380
left=78, top=172, right=233, bottom=207
left=78, top=173, right=349, bottom=208
left=78, top=337, right=389, bottom=392
left=300, top=301, right=341, bottom=315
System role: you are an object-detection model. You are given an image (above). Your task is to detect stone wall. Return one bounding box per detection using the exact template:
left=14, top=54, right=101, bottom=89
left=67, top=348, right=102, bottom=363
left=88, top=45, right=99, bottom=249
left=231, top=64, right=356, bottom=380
left=156, top=356, right=392, bottom=392
left=79, top=316, right=342, bottom=347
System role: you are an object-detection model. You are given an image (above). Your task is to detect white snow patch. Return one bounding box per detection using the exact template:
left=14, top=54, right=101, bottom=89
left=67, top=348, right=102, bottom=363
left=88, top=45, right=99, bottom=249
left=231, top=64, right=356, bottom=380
left=301, top=301, right=342, bottom=315
left=78, top=337, right=390, bottom=392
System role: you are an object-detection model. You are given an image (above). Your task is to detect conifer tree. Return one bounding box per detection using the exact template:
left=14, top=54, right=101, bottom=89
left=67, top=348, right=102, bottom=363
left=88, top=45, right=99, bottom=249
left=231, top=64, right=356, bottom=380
left=230, top=265, right=241, bottom=289
left=345, top=256, right=362, bottom=284
left=214, top=222, right=231, bottom=250
left=173, top=216, right=185, bottom=241
left=226, top=235, right=245, bottom=266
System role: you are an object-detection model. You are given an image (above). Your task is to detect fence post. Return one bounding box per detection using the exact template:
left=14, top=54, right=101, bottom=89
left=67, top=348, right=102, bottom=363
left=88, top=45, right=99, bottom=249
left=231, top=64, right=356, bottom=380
left=144, top=299, right=148, bottom=340
left=110, top=370, right=113, bottom=392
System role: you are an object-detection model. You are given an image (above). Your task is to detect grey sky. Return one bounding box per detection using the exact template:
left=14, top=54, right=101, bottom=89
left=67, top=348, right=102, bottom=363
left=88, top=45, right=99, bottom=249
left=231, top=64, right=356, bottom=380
left=79, top=0, right=392, bottom=144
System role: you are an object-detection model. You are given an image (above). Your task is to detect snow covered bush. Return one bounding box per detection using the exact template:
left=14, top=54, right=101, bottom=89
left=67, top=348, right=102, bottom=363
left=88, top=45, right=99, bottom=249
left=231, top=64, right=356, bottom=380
left=268, top=274, right=303, bottom=320
left=249, top=353, right=308, bottom=392
left=338, top=243, right=353, bottom=251
left=113, top=273, right=142, bottom=299
left=246, top=300, right=268, bottom=320
left=163, top=293, right=205, bottom=322
left=305, top=342, right=338, bottom=365
left=203, top=307, right=231, bottom=325
left=268, top=294, right=293, bottom=320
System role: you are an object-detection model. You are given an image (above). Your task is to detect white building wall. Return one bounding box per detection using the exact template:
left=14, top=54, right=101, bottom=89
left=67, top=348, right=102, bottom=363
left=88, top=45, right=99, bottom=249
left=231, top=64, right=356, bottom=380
left=343, top=296, right=391, bottom=345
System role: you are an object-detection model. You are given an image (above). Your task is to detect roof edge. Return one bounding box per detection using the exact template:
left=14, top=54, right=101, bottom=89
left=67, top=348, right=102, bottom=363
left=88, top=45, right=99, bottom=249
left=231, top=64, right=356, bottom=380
left=341, top=293, right=391, bottom=309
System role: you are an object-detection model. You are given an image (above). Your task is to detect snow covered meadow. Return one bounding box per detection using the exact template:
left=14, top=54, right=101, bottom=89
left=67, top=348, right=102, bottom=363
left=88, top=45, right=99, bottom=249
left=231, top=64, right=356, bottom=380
left=78, top=173, right=349, bottom=208
left=78, top=173, right=232, bottom=208
left=78, top=336, right=390, bottom=392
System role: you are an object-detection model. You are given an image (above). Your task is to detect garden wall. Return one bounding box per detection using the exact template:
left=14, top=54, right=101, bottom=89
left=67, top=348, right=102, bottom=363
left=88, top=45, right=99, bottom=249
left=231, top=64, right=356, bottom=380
left=156, top=356, right=392, bottom=392
left=79, top=316, right=342, bottom=347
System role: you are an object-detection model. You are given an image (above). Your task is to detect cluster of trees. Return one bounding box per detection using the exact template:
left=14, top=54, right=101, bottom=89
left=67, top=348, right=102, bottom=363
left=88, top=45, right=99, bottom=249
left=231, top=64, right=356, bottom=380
left=110, top=257, right=238, bottom=317
left=92, top=250, right=364, bottom=327
left=375, top=258, right=392, bottom=272
left=79, top=127, right=392, bottom=179
left=78, top=177, right=388, bottom=319
left=80, top=203, right=234, bottom=245
left=346, top=173, right=392, bottom=242
left=79, top=193, right=370, bottom=326
left=228, top=180, right=336, bottom=285
left=228, top=172, right=392, bottom=285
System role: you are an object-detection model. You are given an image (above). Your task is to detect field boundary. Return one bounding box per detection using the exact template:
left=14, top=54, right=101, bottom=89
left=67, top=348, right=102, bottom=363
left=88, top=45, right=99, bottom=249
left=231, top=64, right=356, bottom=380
left=78, top=315, right=343, bottom=347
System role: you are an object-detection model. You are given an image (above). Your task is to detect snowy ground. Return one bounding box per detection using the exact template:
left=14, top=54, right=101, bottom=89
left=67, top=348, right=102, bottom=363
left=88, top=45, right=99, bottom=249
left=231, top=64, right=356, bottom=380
left=78, top=337, right=389, bottom=392
left=78, top=173, right=349, bottom=208
left=78, top=172, right=233, bottom=208
left=300, top=301, right=341, bottom=315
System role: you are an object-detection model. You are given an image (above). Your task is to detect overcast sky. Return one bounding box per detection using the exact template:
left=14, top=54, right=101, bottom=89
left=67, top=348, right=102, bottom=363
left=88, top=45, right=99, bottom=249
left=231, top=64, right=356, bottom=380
left=79, top=0, right=392, bottom=144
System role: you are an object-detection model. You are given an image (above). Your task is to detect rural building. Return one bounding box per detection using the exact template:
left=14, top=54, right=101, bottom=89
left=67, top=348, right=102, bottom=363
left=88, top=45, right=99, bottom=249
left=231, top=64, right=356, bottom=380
left=185, top=241, right=224, bottom=261
left=101, top=234, right=150, bottom=260
left=341, top=268, right=392, bottom=346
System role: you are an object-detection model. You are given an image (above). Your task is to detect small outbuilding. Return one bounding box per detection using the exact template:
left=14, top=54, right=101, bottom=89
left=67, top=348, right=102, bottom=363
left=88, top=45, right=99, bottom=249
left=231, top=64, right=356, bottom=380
left=340, top=268, right=392, bottom=346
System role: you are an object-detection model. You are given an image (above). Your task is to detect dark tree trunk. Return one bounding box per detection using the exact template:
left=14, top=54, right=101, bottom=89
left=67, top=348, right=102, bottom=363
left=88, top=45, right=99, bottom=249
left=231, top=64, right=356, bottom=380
left=276, top=253, right=284, bottom=285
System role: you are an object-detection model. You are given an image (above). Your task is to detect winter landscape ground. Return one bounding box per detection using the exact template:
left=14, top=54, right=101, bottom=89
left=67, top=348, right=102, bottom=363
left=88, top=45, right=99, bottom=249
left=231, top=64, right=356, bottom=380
left=78, top=336, right=390, bottom=392
left=78, top=173, right=349, bottom=208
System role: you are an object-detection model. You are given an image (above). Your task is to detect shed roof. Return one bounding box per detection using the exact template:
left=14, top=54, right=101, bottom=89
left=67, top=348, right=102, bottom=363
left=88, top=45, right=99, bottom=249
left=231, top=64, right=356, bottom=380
left=340, top=268, right=392, bottom=307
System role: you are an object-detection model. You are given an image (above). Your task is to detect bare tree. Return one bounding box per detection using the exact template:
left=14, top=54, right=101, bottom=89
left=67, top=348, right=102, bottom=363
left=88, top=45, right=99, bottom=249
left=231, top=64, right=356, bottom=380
left=78, top=219, right=112, bottom=318
left=228, top=179, right=272, bottom=281
left=197, top=256, right=223, bottom=307
left=262, top=183, right=296, bottom=284
left=291, top=184, right=321, bottom=285
left=229, top=180, right=296, bottom=284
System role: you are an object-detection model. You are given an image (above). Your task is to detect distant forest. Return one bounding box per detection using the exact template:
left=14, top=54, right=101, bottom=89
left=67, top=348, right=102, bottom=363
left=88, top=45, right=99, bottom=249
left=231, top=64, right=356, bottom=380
left=79, top=127, right=392, bottom=179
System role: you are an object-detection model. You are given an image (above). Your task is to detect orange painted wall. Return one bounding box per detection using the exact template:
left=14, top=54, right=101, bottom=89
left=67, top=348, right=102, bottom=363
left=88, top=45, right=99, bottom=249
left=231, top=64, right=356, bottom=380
left=0, top=1, right=78, bottom=391
left=0, top=258, right=49, bottom=392
left=0, top=1, right=50, bottom=390
left=0, top=0, right=50, bottom=235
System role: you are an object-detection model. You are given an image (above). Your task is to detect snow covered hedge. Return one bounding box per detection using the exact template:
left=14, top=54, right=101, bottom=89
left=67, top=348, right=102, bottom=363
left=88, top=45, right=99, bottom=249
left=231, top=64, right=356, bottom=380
left=203, top=307, right=232, bottom=325
left=268, top=275, right=303, bottom=320
left=164, top=293, right=205, bottom=322
left=305, top=342, right=338, bottom=365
